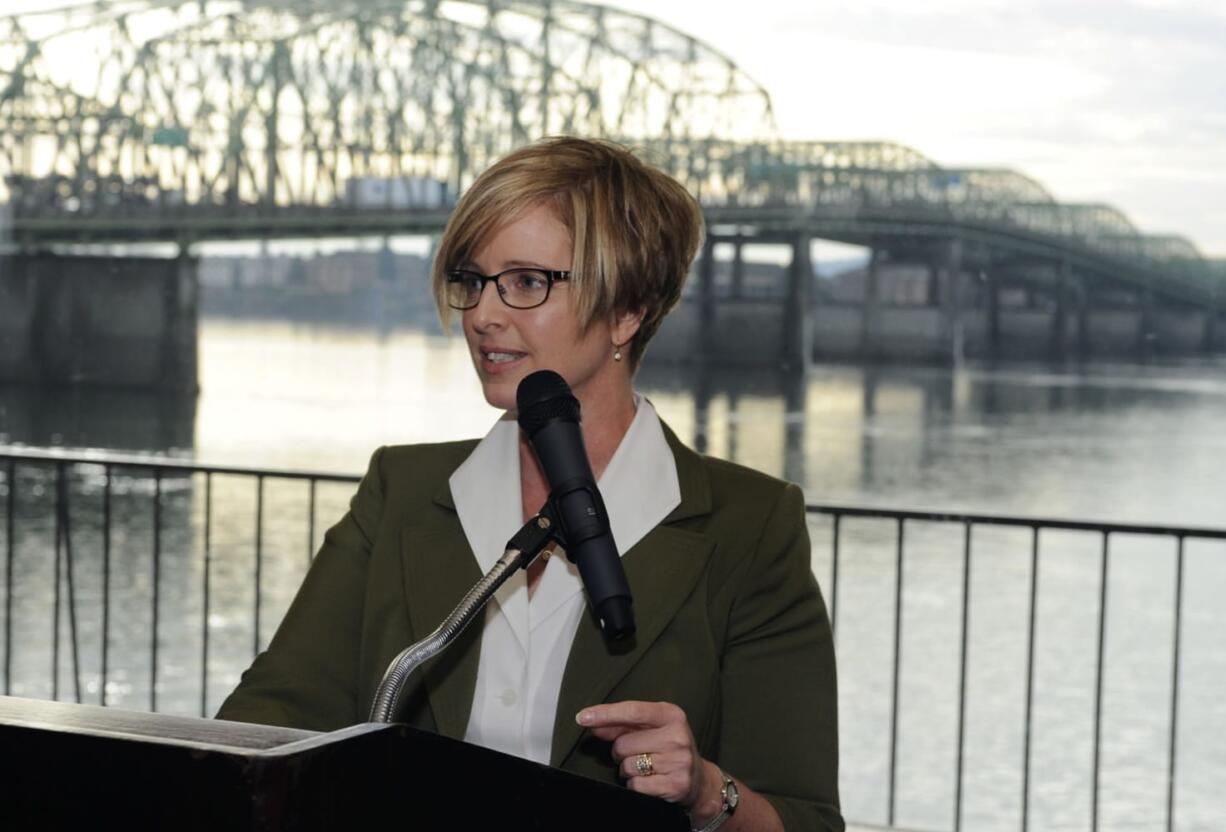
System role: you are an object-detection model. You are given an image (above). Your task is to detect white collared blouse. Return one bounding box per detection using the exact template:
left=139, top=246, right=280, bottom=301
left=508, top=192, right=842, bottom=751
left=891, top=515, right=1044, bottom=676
left=448, top=396, right=681, bottom=764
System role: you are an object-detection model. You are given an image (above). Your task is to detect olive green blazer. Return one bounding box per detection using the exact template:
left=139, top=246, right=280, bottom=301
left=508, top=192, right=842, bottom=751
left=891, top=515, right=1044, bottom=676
left=217, top=426, right=842, bottom=831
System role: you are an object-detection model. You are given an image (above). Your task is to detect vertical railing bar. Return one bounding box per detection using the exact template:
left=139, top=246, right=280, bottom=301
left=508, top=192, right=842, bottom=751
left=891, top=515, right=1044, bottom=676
left=1165, top=535, right=1185, bottom=832
left=1021, top=526, right=1041, bottom=832
left=888, top=516, right=905, bottom=828
left=4, top=459, right=15, bottom=696
left=829, top=513, right=841, bottom=639
left=101, top=464, right=112, bottom=706
left=151, top=469, right=162, bottom=713
left=1091, top=531, right=1110, bottom=832
left=60, top=466, right=82, bottom=704
left=52, top=463, right=63, bottom=701
left=254, top=475, right=264, bottom=658
left=200, top=472, right=213, bottom=719
left=307, top=478, right=317, bottom=564
left=954, top=520, right=973, bottom=832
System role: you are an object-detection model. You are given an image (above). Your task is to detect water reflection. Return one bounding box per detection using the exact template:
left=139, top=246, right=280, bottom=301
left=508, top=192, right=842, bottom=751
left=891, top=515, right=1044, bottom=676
left=3, top=320, right=1225, bottom=528
left=656, top=358, right=1226, bottom=528
left=0, top=385, right=195, bottom=453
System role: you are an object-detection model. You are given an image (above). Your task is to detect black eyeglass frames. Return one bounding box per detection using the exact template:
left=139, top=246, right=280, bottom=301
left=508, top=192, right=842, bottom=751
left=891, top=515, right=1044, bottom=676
left=444, top=267, right=571, bottom=310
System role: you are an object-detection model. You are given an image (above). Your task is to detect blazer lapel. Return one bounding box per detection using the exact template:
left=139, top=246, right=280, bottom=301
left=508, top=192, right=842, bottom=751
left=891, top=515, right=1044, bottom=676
left=397, top=481, right=484, bottom=741
left=550, top=426, right=714, bottom=766
left=394, top=421, right=714, bottom=763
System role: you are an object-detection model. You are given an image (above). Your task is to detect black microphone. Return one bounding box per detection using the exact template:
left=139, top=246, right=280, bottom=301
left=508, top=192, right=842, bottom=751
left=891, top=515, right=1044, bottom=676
left=516, top=370, right=635, bottom=640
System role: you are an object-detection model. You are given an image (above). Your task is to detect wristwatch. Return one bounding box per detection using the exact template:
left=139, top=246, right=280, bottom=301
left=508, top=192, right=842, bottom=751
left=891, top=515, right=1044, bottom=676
left=692, top=770, right=739, bottom=832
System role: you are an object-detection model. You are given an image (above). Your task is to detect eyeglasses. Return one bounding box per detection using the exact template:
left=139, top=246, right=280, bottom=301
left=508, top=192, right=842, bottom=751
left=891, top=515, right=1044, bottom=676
left=444, top=267, right=571, bottom=310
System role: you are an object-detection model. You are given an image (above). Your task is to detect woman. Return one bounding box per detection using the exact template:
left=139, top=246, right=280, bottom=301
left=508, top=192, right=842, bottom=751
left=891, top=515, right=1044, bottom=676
left=218, top=137, right=842, bottom=831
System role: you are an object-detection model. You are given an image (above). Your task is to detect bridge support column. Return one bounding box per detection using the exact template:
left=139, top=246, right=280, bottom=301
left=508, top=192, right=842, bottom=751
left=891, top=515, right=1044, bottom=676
left=675, top=232, right=811, bottom=368
left=377, top=241, right=397, bottom=284
left=731, top=241, right=745, bottom=299
left=926, top=261, right=941, bottom=306
left=782, top=232, right=813, bottom=370
left=942, top=239, right=965, bottom=365
left=1051, top=261, right=1072, bottom=362
left=986, top=269, right=1000, bottom=361
left=860, top=247, right=882, bottom=360
left=167, top=249, right=200, bottom=391
left=1076, top=278, right=1091, bottom=359
left=1138, top=287, right=1156, bottom=361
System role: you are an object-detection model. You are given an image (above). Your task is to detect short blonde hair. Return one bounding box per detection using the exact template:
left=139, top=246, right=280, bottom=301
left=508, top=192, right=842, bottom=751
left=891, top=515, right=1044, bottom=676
left=431, top=137, right=703, bottom=368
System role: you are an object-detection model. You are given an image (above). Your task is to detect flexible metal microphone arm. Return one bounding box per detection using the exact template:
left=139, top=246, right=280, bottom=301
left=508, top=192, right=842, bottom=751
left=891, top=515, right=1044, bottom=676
left=368, top=511, right=559, bottom=724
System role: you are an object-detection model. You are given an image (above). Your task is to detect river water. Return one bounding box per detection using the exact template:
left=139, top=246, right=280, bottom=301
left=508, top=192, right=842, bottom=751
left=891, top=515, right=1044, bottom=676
left=2, top=316, right=1224, bottom=831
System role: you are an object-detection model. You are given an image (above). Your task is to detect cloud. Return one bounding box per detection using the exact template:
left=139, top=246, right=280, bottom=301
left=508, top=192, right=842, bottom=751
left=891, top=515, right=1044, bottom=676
left=775, top=0, right=1226, bottom=57
left=613, top=0, right=1226, bottom=253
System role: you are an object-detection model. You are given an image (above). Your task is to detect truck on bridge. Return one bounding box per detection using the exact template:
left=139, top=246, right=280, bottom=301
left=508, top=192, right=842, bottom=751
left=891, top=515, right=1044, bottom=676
left=341, top=176, right=452, bottom=211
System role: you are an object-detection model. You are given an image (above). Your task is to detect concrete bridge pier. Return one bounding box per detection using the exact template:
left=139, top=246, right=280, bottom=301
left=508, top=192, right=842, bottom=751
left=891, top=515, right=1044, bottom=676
left=0, top=250, right=199, bottom=392
left=859, top=247, right=883, bottom=361
left=1148, top=299, right=1215, bottom=358
left=783, top=231, right=813, bottom=371
left=926, top=259, right=942, bottom=307
left=985, top=267, right=1001, bottom=360
left=940, top=238, right=965, bottom=364
left=1075, top=277, right=1091, bottom=359
left=730, top=240, right=745, bottom=299
left=1137, top=287, right=1157, bottom=361
left=666, top=230, right=812, bottom=369
left=1050, top=261, right=1073, bottom=362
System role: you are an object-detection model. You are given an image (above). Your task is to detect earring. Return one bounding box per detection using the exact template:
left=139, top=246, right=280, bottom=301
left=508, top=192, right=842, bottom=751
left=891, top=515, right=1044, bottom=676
left=613, top=345, right=623, bottom=362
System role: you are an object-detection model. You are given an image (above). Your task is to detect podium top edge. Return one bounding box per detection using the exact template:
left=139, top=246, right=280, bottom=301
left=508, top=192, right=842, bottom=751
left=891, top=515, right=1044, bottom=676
left=0, top=695, right=320, bottom=753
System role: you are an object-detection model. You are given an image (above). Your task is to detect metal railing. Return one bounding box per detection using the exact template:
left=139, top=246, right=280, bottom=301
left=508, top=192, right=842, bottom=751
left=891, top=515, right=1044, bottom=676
left=809, top=505, right=1225, bottom=832
left=1, top=448, right=1222, bottom=832
left=0, top=448, right=357, bottom=717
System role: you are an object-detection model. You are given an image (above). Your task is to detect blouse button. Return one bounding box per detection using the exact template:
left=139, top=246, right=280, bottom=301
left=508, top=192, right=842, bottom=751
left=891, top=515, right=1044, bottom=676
left=499, top=688, right=518, bottom=706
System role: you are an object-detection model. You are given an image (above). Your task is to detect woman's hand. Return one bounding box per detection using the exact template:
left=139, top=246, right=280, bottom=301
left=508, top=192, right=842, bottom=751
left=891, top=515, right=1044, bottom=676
left=576, top=701, right=723, bottom=819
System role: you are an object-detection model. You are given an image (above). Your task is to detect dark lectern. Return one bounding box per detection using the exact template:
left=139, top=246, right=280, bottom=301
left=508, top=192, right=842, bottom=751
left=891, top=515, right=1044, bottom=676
left=0, top=696, right=688, bottom=830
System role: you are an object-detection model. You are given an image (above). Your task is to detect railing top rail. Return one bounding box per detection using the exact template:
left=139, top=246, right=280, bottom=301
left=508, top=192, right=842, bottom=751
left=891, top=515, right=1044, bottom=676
left=0, top=447, right=360, bottom=484
left=808, top=502, right=1226, bottom=541
left=4, top=447, right=1224, bottom=541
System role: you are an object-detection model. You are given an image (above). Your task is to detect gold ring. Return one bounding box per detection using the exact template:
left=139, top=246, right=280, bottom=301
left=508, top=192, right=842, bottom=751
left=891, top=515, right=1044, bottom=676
left=634, top=752, right=655, bottom=777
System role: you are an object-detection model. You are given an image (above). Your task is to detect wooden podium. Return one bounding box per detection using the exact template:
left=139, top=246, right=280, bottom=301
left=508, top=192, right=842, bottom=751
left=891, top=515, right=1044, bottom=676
left=0, top=696, right=688, bottom=830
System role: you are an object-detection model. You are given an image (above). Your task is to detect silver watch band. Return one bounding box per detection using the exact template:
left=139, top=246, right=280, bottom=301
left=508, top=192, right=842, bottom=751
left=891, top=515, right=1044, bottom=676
left=692, top=771, right=737, bottom=832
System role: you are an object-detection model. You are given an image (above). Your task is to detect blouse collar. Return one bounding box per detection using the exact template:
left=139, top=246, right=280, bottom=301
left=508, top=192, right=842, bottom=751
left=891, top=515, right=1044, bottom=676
left=448, top=395, right=682, bottom=648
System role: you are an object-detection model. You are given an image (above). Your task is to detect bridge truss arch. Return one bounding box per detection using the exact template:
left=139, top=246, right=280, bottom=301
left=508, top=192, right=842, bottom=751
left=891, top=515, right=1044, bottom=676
left=0, top=0, right=774, bottom=209
left=0, top=0, right=1220, bottom=310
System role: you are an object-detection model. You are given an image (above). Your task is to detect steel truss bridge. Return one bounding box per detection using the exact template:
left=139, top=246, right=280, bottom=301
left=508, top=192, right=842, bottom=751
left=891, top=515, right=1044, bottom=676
left=1, top=0, right=1223, bottom=311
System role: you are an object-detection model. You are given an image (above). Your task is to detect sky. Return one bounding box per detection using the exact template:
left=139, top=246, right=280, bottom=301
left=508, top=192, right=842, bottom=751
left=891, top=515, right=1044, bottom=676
left=609, top=0, right=1226, bottom=257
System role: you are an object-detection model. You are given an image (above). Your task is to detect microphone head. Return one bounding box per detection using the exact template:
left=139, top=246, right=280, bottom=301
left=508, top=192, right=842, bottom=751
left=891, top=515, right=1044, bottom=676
left=517, top=370, right=580, bottom=437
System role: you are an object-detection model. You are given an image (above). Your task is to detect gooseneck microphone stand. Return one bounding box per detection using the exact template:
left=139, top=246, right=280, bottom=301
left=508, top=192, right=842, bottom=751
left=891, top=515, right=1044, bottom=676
left=368, top=505, right=561, bottom=724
